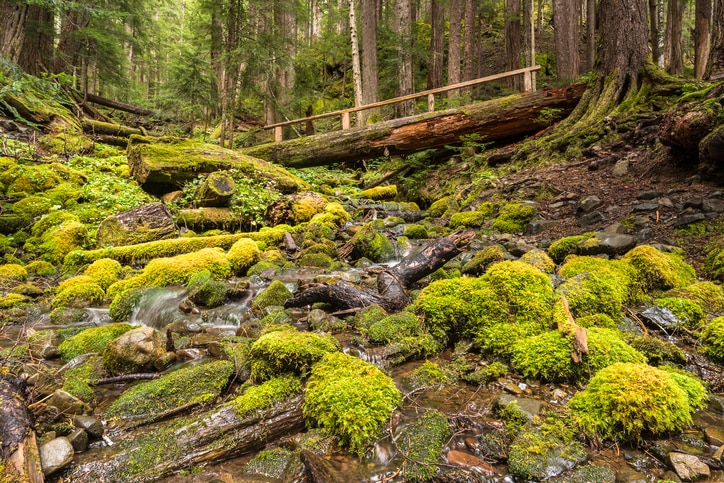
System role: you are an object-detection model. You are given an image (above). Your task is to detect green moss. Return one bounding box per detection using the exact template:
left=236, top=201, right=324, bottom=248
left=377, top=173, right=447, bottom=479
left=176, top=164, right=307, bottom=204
left=298, top=252, right=334, bottom=268
left=62, top=356, right=106, bottom=402
left=403, top=224, right=429, bottom=239
left=231, top=375, right=302, bottom=418
left=226, top=238, right=261, bottom=275
left=547, top=233, right=595, bottom=264
left=449, top=210, right=488, bottom=229
left=357, top=184, right=397, bottom=200
left=491, top=203, right=536, bottom=233
left=405, top=360, right=452, bottom=389
left=242, top=447, right=297, bottom=479
left=247, top=260, right=280, bottom=277
left=428, top=195, right=458, bottom=218
left=705, top=237, right=724, bottom=280
left=665, top=281, right=724, bottom=314
left=187, top=270, right=228, bottom=308
left=558, top=256, right=635, bottom=321
left=0, top=263, right=28, bottom=286
left=398, top=410, right=450, bottom=481
left=220, top=338, right=253, bottom=375
left=624, top=334, right=686, bottom=366
left=106, top=360, right=234, bottom=419
left=464, top=361, right=509, bottom=385
left=347, top=222, right=395, bottom=262
left=51, top=278, right=105, bottom=310
left=12, top=195, right=53, bottom=222
left=383, top=333, right=442, bottom=365
left=658, top=365, right=708, bottom=410
left=35, top=220, right=88, bottom=264
left=83, top=258, right=123, bottom=291
left=654, top=297, right=706, bottom=328
left=251, top=280, right=293, bottom=313
left=368, top=312, right=423, bottom=344
left=575, top=313, right=617, bottom=328
left=353, top=303, right=388, bottom=330
left=519, top=248, right=555, bottom=274
left=57, top=323, right=134, bottom=362
left=304, top=352, right=402, bottom=454
left=482, top=260, right=555, bottom=326
left=622, top=245, right=696, bottom=293
left=569, top=362, right=700, bottom=442
left=461, top=245, right=505, bottom=275
left=248, top=329, right=340, bottom=381
left=701, top=316, right=724, bottom=361
left=25, top=260, right=56, bottom=276
left=140, top=247, right=231, bottom=287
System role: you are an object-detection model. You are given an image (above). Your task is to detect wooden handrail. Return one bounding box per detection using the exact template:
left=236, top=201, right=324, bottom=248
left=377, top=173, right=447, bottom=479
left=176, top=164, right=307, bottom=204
left=265, top=65, right=540, bottom=140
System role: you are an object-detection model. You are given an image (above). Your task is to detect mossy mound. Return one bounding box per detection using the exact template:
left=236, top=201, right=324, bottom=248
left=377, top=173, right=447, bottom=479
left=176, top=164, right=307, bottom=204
left=622, top=245, right=696, bottom=293
left=461, top=245, right=505, bottom=276
left=57, top=323, right=134, bottom=362
left=428, top=195, right=458, bottom=218
left=403, top=224, right=429, bottom=239
left=12, top=195, right=53, bottom=222
left=297, top=252, right=334, bottom=269
left=449, top=204, right=493, bottom=228
left=226, top=238, right=261, bottom=275
left=141, top=247, right=231, bottom=286
left=353, top=303, right=388, bottom=330
left=357, top=184, right=398, bottom=200
left=519, top=248, right=555, bottom=274
left=105, top=360, right=234, bottom=419
left=32, top=219, right=88, bottom=264
left=83, top=258, right=123, bottom=291
left=231, top=375, right=302, bottom=418
left=653, top=297, right=706, bottom=328
left=367, top=312, right=423, bottom=344
left=0, top=263, right=28, bottom=287
left=397, top=410, right=450, bottom=481
left=404, top=360, right=454, bottom=389
left=248, top=329, right=340, bottom=381
left=346, top=222, right=395, bottom=262
left=558, top=256, right=635, bottom=321
left=511, top=328, right=646, bottom=382
left=251, top=280, right=293, bottom=313
left=304, top=352, right=402, bottom=454
left=491, top=202, right=536, bottom=233
left=665, top=281, right=724, bottom=314
left=701, top=316, right=724, bottom=361
left=624, top=334, right=686, bottom=366
left=61, top=355, right=106, bottom=402
left=568, top=362, right=706, bottom=442
left=265, top=191, right=328, bottom=225
left=51, top=277, right=105, bottom=311
left=705, top=237, right=724, bottom=280
left=187, top=270, right=229, bottom=308
left=547, top=233, right=595, bottom=263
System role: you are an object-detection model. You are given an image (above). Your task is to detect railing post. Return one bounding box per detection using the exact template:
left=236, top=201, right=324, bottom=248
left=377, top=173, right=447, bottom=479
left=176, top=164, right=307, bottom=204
left=523, top=70, right=532, bottom=92
left=342, top=111, right=351, bottom=130
left=274, top=126, right=283, bottom=142
left=428, top=93, right=435, bottom=112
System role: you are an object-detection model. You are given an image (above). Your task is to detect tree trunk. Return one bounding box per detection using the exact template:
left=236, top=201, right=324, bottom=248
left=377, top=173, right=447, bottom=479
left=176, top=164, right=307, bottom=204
left=505, top=0, right=523, bottom=90
left=83, top=92, right=155, bottom=116
left=664, top=0, right=684, bottom=75
left=462, top=0, right=476, bottom=96
left=448, top=0, right=463, bottom=96
left=361, top=0, right=380, bottom=121
left=553, top=0, right=580, bottom=80
left=394, top=0, right=415, bottom=117
left=244, top=85, right=585, bottom=168
left=350, top=0, right=365, bottom=125
left=586, top=0, right=596, bottom=71
left=428, top=0, right=445, bottom=89
left=285, top=230, right=476, bottom=312
left=0, top=0, right=28, bottom=64
left=196, top=172, right=236, bottom=207
left=649, top=0, right=661, bottom=64
left=695, top=0, right=712, bottom=79
left=55, top=4, right=92, bottom=75
left=17, top=4, right=53, bottom=76
left=81, top=120, right=145, bottom=138
left=709, top=0, right=724, bottom=79
left=0, top=374, right=44, bottom=483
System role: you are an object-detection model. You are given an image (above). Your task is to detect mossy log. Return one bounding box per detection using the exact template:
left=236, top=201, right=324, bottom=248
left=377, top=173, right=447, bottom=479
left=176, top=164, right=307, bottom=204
left=81, top=119, right=145, bottom=138
left=127, top=136, right=311, bottom=194
left=196, top=171, right=236, bottom=207
left=0, top=374, right=44, bottom=483
left=83, top=92, right=154, bottom=116
left=65, top=395, right=305, bottom=482
left=176, top=207, right=242, bottom=232
left=96, top=202, right=177, bottom=248
left=285, top=229, right=476, bottom=312
left=242, top=85, right=586, bottom=168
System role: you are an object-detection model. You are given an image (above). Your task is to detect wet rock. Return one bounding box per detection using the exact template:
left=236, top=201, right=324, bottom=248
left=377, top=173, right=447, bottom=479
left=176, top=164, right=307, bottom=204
left=525, top=219, right=558, bottom=235
left=190, top=333, right=221, bottom=347
left=166, top=319, right=203, bottom=334
left=68, top=428, right=88, bottom=452
left=640, top=306, right=683, bottom=330
left=637, top=227, right=654, bottom=241
left=578, top=211, right=605, bottom=227
left=669, top=453, right=710, bottom=481
left=578, top=232, right=637, bottom=256
left=704, top=426, right=724, bottom=447
left=28, top=330, right=62, bottom=359
left=702, top=198, right=724, bottom=212
left=615, top=465, right=648, bottom=483
left=604, top=222, right=628, bottom=234
left=632, top=202, right=659, bottom=212
left=48, top=389, right=91, bottom=415
left=72, top=414, right=104, bottom=438
left=503, top=382, right=524, bottom=395
left=673, top=213, right=706, bottom=227
left=306, top=308, right=345, bottom=333
left=496, top=394, right=542, bottom=420
left=637, top=190, right=663, bottom=200
left=40, top=437, right=74, bottom=475
left=446, top=449, right=494, bottom=475
left=176, top=348, right=206, bottom=360
left=683, top=197, right=703, bottom=209
left=579, top=196, right=604, bottom=213
left=102, top=326, right=167, bottom=375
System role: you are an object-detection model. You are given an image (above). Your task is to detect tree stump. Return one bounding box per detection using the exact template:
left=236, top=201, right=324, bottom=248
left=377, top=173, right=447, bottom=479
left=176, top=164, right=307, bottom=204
left=96, top=202, right=177, bottom=247
left=196, top=171, right=236, bottom=207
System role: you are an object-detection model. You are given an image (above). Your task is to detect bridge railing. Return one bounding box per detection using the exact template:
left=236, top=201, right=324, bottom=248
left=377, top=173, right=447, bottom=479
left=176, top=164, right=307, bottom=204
left=264, top=65, right=541, bottom=142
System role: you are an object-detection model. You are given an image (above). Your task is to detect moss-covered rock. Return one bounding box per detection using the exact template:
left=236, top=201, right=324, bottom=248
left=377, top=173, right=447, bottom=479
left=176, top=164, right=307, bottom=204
left=547, top=233, right=595, bottom=263
left=251, top=280, right=293, bottom=314
left=34, top=219, right=88, bottom=264
left=61, top=355, right=106, bottom=402
left=428, top=195, right=459, bottom=218
left=248, top=329, right=340, bottom=381
left=665, top=281, right=724, bottom=314
left=0, top=263, right=28, bottom=287
left=404, top=360, right=453, bottom=389
left=83, top=258, right=123, bottom=291
left=105, top=360, right=234, bottom=419
left=367, top=312, right=423, bottom=344
left=57, top=323, right=134, bottom=362
left=519, top=248, right=555, bottom=274
left=461, top=245, right=505, bottom=276
left=403, top=223, right=429, bottom=239
left=569, top=362, right=706, bottom=442
left=353, top=303, right=389, bottom=330
left=491, top=202, right=536, bottom=233
left=397, top=410, right=450, bottom=481
left=265, top=191, right=328, bottom=225
left=231, top=375, right=302, bottom=418
left=142, top=247, right=231, bottom=287
left=304, top=352, right=402, bottom=454
left=383, top=333, right=442, bottom=365
left=624, top=334, right=686, bottom=366
left=101, top=326, right=167, bottom=375
left=187, top=270, right=228, bottom=308
left=51, top=277, right=105, bottom=311
left=654, top=297, right=706, bottom=328
left=701, top=316, right=724, bottom=361
left=449, top=210, right=488, bottom=229
left=226, top=238, right=261, bottom=275
left=12, top=195, right=53, bottom=222
left=357, top=184, right=398, bottom=200
left=622, top=245, right=696, bottom=293
left=242, top=447, right=299, bottom=480
left=346, top=222, right=395, bottom=262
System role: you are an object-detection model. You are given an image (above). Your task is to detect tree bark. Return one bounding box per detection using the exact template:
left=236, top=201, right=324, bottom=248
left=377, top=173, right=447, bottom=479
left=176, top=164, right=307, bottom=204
left=81, top=120, right=145, bottom=138
left=505, top=0, right=523, bottom=90
left=448, top=0, right=463, bottom=96
left=196, top=172, right=236, bottom=207
left=394, top=0, right=415, bottom=116
left=664, top=0, right=684, bottom=75
left=350, top=0, right=365, bottom=125
left=17, top=4, right=53, bottom=76
left=428, top=0, right=445, bottom=89
left=0, top=374, right=44, bottom=483
left=586, top=0, right=596, bottom=71
left=55, top=3, right=92, bottom=75
left=0, top=0, right=29, bottom=64
left=83, top=93, right=154, bottom=116
left=285, top=229, right=476, bottom=313
left=553, top=0, right=581, bottom=80
left=649, top=0, right=661, bottom=64
left=695, top=0, right=712, bottom=79
left=243, top=84, right=585, bottom=168
left=361, top=0, right=380, bottom=120
left=462, top=0, right=476, bottom=83
left=710, top=0, right=724, bottom=79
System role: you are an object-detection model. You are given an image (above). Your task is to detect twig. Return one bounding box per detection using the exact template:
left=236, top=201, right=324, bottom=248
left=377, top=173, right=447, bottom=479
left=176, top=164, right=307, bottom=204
left=126, top=401, right=201, bottom=430
left=91, top=373, right=160, bottom=386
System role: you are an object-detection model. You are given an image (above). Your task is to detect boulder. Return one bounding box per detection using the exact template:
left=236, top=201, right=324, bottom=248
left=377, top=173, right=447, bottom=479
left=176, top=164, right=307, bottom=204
left=265, top=191, right=327, bottom=225
left=68, top=428, right=88, bottom=452
left=578, top=232, right=637, bottom=256
left=72, top=414, right=104, bottom=438
left=669, top=453, right=710, bottom=481
left=48, top=389, right=91, bottom=415
left=40, top=437, right=74, bottom=475
left=96, top=202, right=177, bottom=247
left=101, top=326, right=167, bottom=375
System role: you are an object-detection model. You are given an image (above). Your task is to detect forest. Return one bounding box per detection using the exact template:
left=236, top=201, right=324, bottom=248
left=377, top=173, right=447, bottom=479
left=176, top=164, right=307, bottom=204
left=2, top=0, right=724, bottom=482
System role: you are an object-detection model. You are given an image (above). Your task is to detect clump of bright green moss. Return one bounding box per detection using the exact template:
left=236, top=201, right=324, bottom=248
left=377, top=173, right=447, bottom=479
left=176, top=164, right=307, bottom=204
left=397, top=409, right=450, bottom=481
left=105, top=360, right=234, bottom=419
left=226, top=238, right=261, bottom=275
left=347, top=222, right=395, bottom=262
left=357, top=185, right=397, bottom=200
left=654, top=297, right=706, bottom=328
left=547, top=233, right=595, bottom=263
left=519, top=248, right=555, bottom=274
left=304, top=352, right=402, bottom=454
left=83, top=258, right=123, bottom=291
left=701, top=316, right=724, bottom=361
left=25, top=260, right=57, bottom=276
left=51, top=276, right=105, bottom=311
left=248, top=329, right=340, bottom=381
left=0, top=263, right=28, bottom=287
left=622, top=245, right=696, bottom=293
left=403, top=224, right=429, bottom=239
left=367, top=312, right=423, bottom=344
left=491, top=202, right=536, bottom=233
left=568, top=362, right=706, bottom=442
left=461, top=245, right=505, bottom=275
left=232, top=375, right=302, bottom=419
left=187, top=270, right=229, bottom=308
left=57, top=323, right=134, bottom=362
left=665, top=281, right=724, bottom=314
left=428, top=195, right=458, bottom=218
left=251, top=280, right=293, bottom=313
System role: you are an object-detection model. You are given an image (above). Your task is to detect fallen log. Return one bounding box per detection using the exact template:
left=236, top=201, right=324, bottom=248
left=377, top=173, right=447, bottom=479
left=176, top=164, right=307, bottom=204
left=82, top=92, right=154, bottom=117
left=196, top=171, right=236, bottom=207
left=81, top=119, right=145, bottom=138
left=64, top=395, right=305, bottom=482
left=285, top=229, right=475, bottom=312
left=242, top=84, right=586, bottom=168
left=0, top=374, right=44, bottom=483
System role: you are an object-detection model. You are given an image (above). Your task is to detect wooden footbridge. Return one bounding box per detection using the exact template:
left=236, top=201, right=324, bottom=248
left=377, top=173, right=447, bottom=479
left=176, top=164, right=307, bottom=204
left=241, top=66, right=586, bottom=168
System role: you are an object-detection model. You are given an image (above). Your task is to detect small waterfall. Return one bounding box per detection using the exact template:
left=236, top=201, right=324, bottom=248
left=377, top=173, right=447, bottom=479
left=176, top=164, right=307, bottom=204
left=130, top=287, right=195, bottom=330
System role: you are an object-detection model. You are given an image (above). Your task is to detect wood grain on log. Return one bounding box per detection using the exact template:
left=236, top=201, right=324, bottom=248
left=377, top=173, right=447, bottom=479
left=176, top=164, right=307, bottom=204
left=0, top=374, right=44, bottom=483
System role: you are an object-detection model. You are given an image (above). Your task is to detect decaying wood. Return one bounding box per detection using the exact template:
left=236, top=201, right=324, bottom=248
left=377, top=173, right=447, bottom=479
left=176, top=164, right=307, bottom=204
left=242, top=85, right=585, bottom=168
left=301, top=449, right=344, bottom=482
left=66, top=396, right=305, bottom=482
left=558, top=296, right=589, bottom=363
left=96, top=202, right=178, bottom=247
left=0, top=374, right=44, bottom=483
left=176, top=208, right=241, bottom=232
left=196, top=171, right=236, bottom=207
left=285, top=229, right=476, bottom=312
left=82, top=92, right=154, bottom=116
left=81, top=119, right=145, bottom=138
left=88, top=134, right=129, bottom=147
